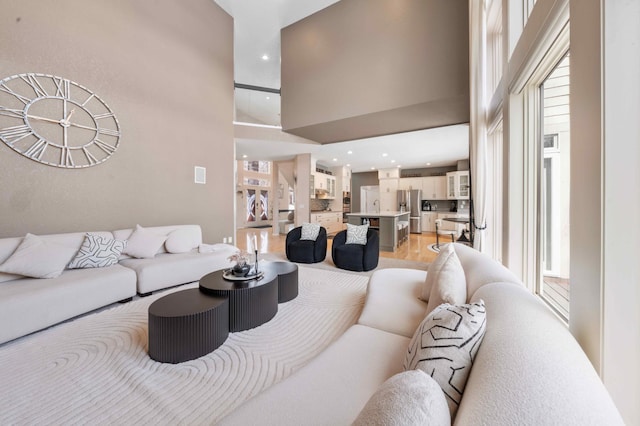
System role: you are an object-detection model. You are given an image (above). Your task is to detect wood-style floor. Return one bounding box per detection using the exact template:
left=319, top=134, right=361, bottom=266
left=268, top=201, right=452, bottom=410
left=236, top=226, right=441, bottom=264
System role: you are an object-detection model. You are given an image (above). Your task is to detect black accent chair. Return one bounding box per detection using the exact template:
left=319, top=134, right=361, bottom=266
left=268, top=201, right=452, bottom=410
left=285, top=226, right=327, bottom=264
left=331, top=229, right=379, bottom=272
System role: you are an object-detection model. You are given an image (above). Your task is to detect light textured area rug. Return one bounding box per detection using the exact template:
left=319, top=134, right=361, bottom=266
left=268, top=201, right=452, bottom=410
left=0, top=266, right=368, bottom=425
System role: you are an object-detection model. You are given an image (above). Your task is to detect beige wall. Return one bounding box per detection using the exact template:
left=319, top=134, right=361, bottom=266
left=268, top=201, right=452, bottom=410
left=281, top=0, right=469, bottom=143
left=0, top=0, right=234, bottom=242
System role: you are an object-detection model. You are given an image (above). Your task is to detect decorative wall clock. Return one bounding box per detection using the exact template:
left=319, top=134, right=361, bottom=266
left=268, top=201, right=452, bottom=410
left=0, top=73, right=120, bottom=168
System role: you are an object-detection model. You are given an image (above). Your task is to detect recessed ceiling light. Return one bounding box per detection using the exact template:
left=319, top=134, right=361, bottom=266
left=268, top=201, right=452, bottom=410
left=391, top=159, right=396, bottom=163
left=266, top=96, right=270, bottom=100
left=242, top=154, right=248, bottom=159
left=346, top=164, right=351, bottom=167
left=426, top=162, right=431, bottom=166
left=261, top=54, right=269, bottom=60
left=397, top=165, right=402, bottom=168
left=370, top=167, right=376, bottom=170
left=332, top=158, right=338, bottom=162
left=382, top=153, right=388, bottom=157
left=347, top=150, right=353, bottom=155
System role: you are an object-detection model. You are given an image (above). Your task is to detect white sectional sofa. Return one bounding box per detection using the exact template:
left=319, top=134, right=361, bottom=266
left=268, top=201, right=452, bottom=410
left=0, top=225, right=237, bottom=345
left=222, top=243, right=623, bottom=425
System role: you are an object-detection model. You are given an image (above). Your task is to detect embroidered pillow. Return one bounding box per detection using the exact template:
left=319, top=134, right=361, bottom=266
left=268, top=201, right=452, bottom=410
left=300, top=223, right=321, bottom=241
left=353, top=370, right=451, bottom=426
left=346, top=223, right=369, bottom=245
left=122, top=225, right=167, bottom=259
left=67, top=234, right=126, bottom=269
left=0, top=233, right=78, bottom=279
left=405, top=300, right=487, bottom=418
left=425, top=244, right=467, bottom=313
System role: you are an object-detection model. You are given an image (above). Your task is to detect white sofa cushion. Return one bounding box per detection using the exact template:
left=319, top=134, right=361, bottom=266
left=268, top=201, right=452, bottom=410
left=0, top=233, right=78, bottom=279
left=67, top=234, right=126, bottom=269
left=405, top=300, right=487, bottom=418
left=219, top=324, right=410, bottom=426
left=353, top=370, right=451, bottom=426
left=0, top=264, right=136, bottom=345
left=357, top=268, right=428, bottom=338
left=119, top=248, right=236, bottom=294
left=122, top=225, right=167, bottom=259
left=457, top=283, right=624, bottom=425
left=165, top=227, right=201, bottom=254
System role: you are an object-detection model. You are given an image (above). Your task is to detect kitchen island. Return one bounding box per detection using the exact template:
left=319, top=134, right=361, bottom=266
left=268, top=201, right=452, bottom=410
left=346, top=211, right=410, bottom=252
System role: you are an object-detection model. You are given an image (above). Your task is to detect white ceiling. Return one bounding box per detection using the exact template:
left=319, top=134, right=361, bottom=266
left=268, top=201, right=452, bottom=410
left=213, top=0, right=469, bottom=173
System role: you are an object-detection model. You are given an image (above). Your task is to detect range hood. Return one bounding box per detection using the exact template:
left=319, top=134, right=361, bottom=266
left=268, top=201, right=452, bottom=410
left=315, top=189, right=329, bottom=199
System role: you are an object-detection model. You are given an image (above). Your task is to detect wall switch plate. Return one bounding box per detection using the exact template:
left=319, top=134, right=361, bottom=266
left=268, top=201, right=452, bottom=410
left=223, top=237, right=227, bottom=244
left=194, top=166, right=206, bottom=184
left=228, top=236, right=233, bottom=244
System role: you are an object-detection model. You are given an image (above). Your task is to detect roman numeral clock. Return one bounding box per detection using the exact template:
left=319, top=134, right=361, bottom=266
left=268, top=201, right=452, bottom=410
left=0, top=73, right=120, bottom=168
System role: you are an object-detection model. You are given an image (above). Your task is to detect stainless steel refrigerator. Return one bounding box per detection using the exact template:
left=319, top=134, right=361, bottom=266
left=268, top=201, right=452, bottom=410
left=397, top=189, right=422, bottom=233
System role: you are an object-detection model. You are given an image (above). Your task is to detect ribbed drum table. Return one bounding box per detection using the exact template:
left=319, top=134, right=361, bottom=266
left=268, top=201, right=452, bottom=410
left=199, top=268, right=278, bottom=332
left=148, top=288, right=229, bottom=364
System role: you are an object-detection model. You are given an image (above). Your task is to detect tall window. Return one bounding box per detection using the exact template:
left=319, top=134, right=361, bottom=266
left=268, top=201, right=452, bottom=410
left=538, top=52, right=571, bottom=320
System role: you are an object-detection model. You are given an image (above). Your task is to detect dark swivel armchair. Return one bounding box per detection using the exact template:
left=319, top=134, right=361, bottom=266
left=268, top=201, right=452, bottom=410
left=332, top=228, right=379, bottom=272
left=285, top=226, right=328, bottom=264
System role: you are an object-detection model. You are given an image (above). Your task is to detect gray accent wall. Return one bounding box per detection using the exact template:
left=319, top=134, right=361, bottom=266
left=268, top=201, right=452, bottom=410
left=281, top=0, right=470, bottom=144
left=0, top=0, right=234, bottom=242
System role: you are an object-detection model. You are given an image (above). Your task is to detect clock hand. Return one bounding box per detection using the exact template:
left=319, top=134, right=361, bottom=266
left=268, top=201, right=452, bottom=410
left=60, top=108, right=76, bottom=126
left=25, top=114, right=63, bottom=124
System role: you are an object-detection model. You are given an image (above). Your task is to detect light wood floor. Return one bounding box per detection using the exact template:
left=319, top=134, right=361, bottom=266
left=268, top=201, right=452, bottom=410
left=236, top=226, right=441, bottom=263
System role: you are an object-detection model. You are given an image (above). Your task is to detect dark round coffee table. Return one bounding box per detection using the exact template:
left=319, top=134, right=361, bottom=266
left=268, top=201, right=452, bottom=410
left=263, top=261, right=299, bottom=303
left=148, top=288, right=229, bottom=364
left=199, top=268, right=278, bottom=332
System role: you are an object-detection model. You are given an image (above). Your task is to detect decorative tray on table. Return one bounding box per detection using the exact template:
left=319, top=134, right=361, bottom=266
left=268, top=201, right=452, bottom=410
left=222, top=269, right=264, bottom=281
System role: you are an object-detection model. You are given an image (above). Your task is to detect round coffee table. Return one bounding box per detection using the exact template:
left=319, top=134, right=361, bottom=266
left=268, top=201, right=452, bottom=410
left=148, top=288, right=229, bottom=364
left=199, top=268, right=278, bottom=332
left=263, top=261, right=299, bottom=303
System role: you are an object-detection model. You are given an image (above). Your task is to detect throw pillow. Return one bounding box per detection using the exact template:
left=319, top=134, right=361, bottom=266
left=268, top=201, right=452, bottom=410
left=352, top=370, right=451, bottom=426
left=165, top=228, right=196, bottom=254
left=404, top=300, right=487, bottom=418
left=346, top=223, right=368, bottom=245
left=420, top=244, right=462, bottom=302
left=67, top=234, right=126, bottom=269
left=122, top=225, right=167, bottom=259
left=0, top=233, right=78, bottom=279
left=300, top=223, right=321, bottom=241
left=425, top=244, right=467, bottom=314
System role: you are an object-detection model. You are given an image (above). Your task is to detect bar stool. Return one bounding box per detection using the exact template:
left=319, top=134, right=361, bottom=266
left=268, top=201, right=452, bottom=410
left=434, top=219, right=456, bottom=249
left=397, top=221, right=409, bottom=247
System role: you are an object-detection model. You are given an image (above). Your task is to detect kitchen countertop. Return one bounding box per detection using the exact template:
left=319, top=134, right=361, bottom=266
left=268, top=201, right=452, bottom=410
left=347, top=211, right=410, bottom=218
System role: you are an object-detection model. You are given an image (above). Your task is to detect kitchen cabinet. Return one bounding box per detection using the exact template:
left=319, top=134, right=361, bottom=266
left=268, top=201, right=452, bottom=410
left=378, top=168, right=400, bottom=179
left=310, top=211, right=343, bottom=235
left=446, top=171, right=470, bottom=200
left=421, top=176, right=447, bottom=199
left=379, top=178, right=398, bottom=212
left=398, top=177, right=422, bottom=191
left=312, top=172, right=336, bottom=199
left=421, top=212, right=438, bottom=232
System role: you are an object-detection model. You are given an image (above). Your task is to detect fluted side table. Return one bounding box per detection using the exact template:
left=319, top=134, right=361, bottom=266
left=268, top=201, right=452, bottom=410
left=199, top=268, right=278, bottom=332
left=148, top=288, right=229, bottom=364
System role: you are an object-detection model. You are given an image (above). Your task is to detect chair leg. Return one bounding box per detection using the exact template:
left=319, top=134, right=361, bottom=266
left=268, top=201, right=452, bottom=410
left=450, top=234, right=455, bottom=243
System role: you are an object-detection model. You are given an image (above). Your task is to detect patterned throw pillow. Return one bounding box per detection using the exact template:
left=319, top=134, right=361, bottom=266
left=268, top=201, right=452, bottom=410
left=300, top=223, right=321, bottom=241
left=68, top=234, right=127, bottom=269
left=404, top=300, right=487, bottom=418
left=346, top=223, right=369, bottom=245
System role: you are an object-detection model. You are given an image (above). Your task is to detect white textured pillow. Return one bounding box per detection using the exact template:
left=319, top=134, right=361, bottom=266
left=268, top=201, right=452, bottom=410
left=405, top=300, right=487, bottom=418
left=421, top=244, right=457, bottom=302
left=353, top=370, right=451, bottom=426
left=0, top=233, right=78, bottom=279
left=67, top=234, right=126, bottom=269
left=346, top=223, right=369, bottom=245
left=425, top=244, right=466, bottom=313
left=122, top=225, right=167, bottom=259
left=300, top=223, right=321, bottom=241
left=165, top=228, right=195, bottom=253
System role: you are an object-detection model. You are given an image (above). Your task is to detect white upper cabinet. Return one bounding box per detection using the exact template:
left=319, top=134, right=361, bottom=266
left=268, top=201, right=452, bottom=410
left=446, top=171, right=470, bottom=200
left=421, top=176, right=447, bottom=199
left=398, top=177, right=422, bottom=191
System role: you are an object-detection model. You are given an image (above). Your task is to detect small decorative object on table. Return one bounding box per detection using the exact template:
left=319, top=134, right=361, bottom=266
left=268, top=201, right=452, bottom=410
left=228, top=250, right=251, bottom=277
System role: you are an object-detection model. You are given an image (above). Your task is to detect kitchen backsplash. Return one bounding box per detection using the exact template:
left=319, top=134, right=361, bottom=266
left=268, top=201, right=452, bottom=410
left=310, top=198, right=331, bottom=211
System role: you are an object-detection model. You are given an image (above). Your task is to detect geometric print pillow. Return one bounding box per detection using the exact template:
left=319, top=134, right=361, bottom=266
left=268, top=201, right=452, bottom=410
left=404, top=300, right=487, bottom=418
left=345, top=223, right=369, bottom=245
left=300, top=223, right=321, bottom=241
left=67, top=234, right=127, bottom=269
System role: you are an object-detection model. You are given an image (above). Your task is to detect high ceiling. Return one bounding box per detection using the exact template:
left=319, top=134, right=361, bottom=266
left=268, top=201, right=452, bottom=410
left=213, top=0, right=469, bottom=173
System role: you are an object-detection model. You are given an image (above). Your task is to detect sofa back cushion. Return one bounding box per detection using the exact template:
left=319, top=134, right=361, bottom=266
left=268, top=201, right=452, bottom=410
left=0, top=231, right=114, bottom=283
left=113, top=225, right=202, bottom=258
left=451, top=243, right=522, bottom=300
